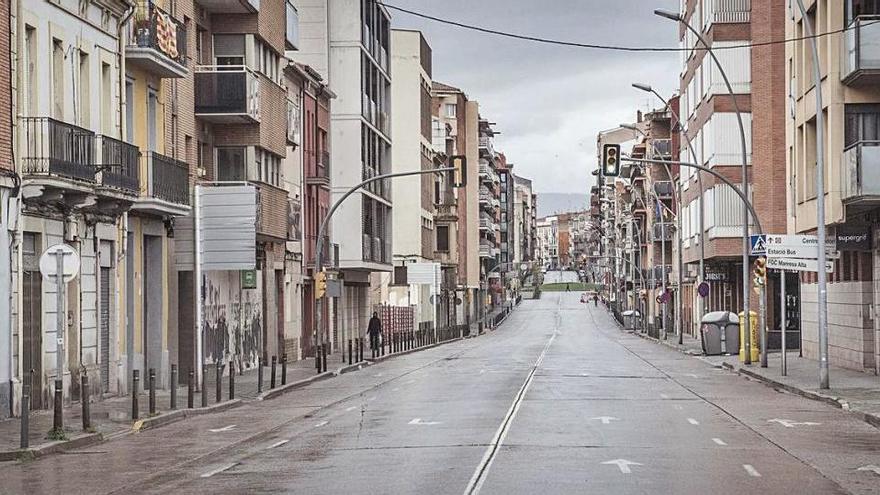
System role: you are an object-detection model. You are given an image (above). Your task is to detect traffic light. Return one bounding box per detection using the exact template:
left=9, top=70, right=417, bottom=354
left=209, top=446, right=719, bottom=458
left=451, top=155, right=467, bottom=188
left=315, top=270, right=327, bottom=300
left=602, top=144, right=621, bottom=177
left=753, top=257, right=767, bottom=287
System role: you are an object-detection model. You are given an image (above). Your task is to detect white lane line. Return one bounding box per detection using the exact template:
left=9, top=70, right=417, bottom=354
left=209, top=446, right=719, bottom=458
left=368, top=396, right=377, bottom=402
left=743, top=464, right=761, bottom=477
left=673, top=405, right=683, bottom=411
left=712, top=438, right=727, bottom=446
left=463, top=331, right=557, bottom=495
left=660, top=393, right=670, bottom=399
left=267, top=440, right=289, bottom=450
left=345, top=406, right=357, bottom=412
left=687, top=418, right=700, bottom=425
left=391, top=388, right=399, bottom=392
left=200, top=463, right=238, bottom=478
left=314, top=420, right=329, bottom=428
left=208, top=424, right=236, bottom=433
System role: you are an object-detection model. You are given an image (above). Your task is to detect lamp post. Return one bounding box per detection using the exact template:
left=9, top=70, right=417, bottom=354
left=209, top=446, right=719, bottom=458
left=793, top=0, right=829, bottom=388
left=632, top=83, right=706, bottom=343
left=655, top=8, right=756, bottom=364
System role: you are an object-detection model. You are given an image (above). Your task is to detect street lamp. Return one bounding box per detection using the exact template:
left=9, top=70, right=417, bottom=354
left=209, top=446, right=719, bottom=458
left=655, top=8, right=757, bottom=365
left=632, top=82, right=707, bottom=343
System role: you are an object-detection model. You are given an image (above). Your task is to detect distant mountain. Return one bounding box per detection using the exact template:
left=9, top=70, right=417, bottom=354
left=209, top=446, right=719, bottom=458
left=536, top=193, right=589, bottom=218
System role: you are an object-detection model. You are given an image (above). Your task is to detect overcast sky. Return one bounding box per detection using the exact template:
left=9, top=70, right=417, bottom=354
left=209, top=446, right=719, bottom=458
left=387, top=0, right=680, bottom=194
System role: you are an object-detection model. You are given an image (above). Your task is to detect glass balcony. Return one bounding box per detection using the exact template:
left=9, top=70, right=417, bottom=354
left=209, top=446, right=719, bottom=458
left=126, top=1, right=188, bottom=78
left=842, top=16, right=880, bottom=85
left=194, top=66, right=260, bottom=123
left=842, top=141, right=880, bottom=204
left=19, top=117, right=96, bottom=183
left=653, top=180, right=675, bottom=198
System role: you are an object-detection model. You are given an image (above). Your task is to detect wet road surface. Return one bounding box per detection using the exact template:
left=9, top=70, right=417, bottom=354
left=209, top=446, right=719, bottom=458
left=3, top=292, right=880, bottom=494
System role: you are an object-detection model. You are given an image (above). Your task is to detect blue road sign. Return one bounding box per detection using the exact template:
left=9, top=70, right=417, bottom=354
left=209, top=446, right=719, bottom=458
left=749, top=235, right=767, bottom=256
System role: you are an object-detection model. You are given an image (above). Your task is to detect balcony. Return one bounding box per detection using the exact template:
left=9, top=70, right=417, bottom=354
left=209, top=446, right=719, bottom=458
left=842, top=141, right=880, bottom=206
left=651, top=139, right=672, bottom=158
left=479, top=216, right=492, bottom=231
left=307, top=151, right=331, bottom=188
left=842, top=16, right=880, bottom=86
left=286, top=1, right=299, bottom=51
left=195, top=66, right=260, bottom=123
left=255, top=182, right=289, bottom=240
left=19, top=117, right=96, bottom=183
left=133, top=151, right=190, bottom=216
left=96, top=136, right=140, bottom=195
left=197, top=0, right=259, bottom=13
left=126, top=1, right=188, bottom=79
left=653, top=180, right=674, bottom=198
left=652, top=222, right=675, bottom=242
left=435, top=203, right=458, bottom=221
left=479, top=136, right=495, bottom=157
left=479, top=242, right=494, bottom=258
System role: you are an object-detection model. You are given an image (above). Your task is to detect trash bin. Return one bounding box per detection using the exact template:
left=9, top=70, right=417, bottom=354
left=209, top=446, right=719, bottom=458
left=622, top=310, right=641, bottom=330
left=738, top=311, right=760, bottom=363
left=700, top=311, right=739, bottom=356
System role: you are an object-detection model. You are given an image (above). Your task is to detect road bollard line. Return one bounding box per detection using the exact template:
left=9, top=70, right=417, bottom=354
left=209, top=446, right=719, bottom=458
left=170, top=364, right=178, bottom=410
left=81, top=374, right=91, bottom=431
left=131, top=370, right=140, bottom=420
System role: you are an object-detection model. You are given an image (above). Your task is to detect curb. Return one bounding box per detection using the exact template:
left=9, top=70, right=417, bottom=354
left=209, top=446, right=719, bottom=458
left=0, top=432, right=103, bottom=462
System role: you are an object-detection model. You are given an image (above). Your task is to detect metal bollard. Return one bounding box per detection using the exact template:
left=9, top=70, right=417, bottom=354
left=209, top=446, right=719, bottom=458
left=360, top=337, right=365, bottom=361
left=281, top=355, right=288, bottom=386
left=228, top=361, right=235, bottom=400
left=170, top=364, right=178, bottom=410
left=322, top=344, right=327, bottom=372
left=348, top=339, right=353, bottom=365
left=132, top=370, right=140, bottom=420
left=81, top=374, right=91, bottom=431
left=148, top=368, right=156, bottom=416
left=187, top=370, right=194, bottom=409
left=382, top=332, right=386, bottom=356
left=257, top=357, right=263, bottom=393
left=271, top=356, right=277, bottom=389
left=20, top=385, right=30, bottom=449
left=216, top=362, right=222, bottom=403
left=201, top=365, right=208, bottom=408
left=53, top=378, right=63, bottom=433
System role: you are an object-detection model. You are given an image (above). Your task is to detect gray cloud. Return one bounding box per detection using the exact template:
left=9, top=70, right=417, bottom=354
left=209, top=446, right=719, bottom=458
left=388, top=0, right=680, bottom=193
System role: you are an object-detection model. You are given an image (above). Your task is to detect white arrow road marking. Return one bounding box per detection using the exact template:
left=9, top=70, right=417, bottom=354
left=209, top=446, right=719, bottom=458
left=345, top=406, right=357, bottom=412
left=392, top=388, right=399, bottom=392
left=601, top=459, right=642, bottom=474
left=673, top=405, right=683, bottom=411
left=712, top=438, right=727, bottom=446
left=208, top=424, right=236, bottom=433
left=267, top=440, right=289, bottom=450
left=743, top=464, right=761, bottom=477
left=408, top=418, right=442, bottom=426
left=590, top=416, right=620, bottom=425
left=768, top=418, right=821, bottom=428
left=201, top=463, right=238, bottom=478
left=368, top=396, right=377, bottom=402
left=687, top=418, right=700, bottom=425
left=406, top=379, right=416, bottom=385
left=857, top=465, right=880, bottom=476
left=659, top=393, right=670, bottom=399
left=314, top=421, right=329, bottom=428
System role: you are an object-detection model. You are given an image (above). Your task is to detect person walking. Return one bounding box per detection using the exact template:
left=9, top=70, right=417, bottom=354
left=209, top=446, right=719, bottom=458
left=368, top=312, right=382, bottom=359
left=592, top=294, right=598, bottom=307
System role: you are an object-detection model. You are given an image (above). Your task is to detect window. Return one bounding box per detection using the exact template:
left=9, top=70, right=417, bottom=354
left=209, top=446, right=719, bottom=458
left=214, top=34, right=245, bottom=66
left=124, top=79, right=134, bottom=143
left=101, top=63, right=112, bottom=135
left=436, top=225, right=450, bottom=252
left=217, top=147, right=246, bottom=181
left=52, top=39, right=65, bottom=119
left=445, top=103, right=456, bottom=118
left=23, top=25, right=36, bottom=115
left=844, top=104, right=880, bottom=148
left=78, top=51, right=90, bottom=127
left=256, top=148, right=281, bottom=186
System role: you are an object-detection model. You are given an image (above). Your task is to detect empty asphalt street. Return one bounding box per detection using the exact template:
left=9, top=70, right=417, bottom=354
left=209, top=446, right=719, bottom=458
left=3, top=291, right=880, bottom=494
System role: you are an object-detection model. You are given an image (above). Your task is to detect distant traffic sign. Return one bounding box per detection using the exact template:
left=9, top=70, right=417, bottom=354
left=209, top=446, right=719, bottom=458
left=766, top=257, right=833, bottom=273
left=39, top=244, right=80, bottom=282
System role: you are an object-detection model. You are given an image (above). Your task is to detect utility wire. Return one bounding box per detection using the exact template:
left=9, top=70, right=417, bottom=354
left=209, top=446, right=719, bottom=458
left=379, top=2, right=873, bottom=53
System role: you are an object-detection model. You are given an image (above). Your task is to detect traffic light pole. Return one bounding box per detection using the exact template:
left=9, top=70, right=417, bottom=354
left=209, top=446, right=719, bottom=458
left=313, top=167, right=455, bottom=372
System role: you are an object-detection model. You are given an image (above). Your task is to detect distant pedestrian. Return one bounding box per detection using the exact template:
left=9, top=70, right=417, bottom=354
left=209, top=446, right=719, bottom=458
left=566, top=283, right=570, bottom=292
left=592, top=294, right=598, bottom=307
left=368, top=312, right=382, bottom=358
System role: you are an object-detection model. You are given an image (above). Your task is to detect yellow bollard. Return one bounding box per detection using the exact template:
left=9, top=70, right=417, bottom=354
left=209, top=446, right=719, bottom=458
left=738, top=311, right=759, bottom=363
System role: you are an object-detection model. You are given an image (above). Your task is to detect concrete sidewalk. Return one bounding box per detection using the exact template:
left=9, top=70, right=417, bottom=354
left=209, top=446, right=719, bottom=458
left=627, top=326, right=880, bottom=429
left=0, top=354, right=339, bottom=460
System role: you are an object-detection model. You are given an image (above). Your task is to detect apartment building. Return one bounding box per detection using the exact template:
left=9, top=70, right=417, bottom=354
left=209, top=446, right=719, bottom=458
left=0, top=0, right=13, bottom=418
left=389, top=29, right=439, bottom=332
left=536, top=216, right=559, bottom=269
left=292, top=0, right=392, bottom=340
left=286, top=61, right=333, bottom=360
left=677, top=0, right=786, bottom=337
left=432, top=82, right=479, bottom=331
left=480, top=128, right=502, bottom=315
left=431, top=116, right=460, bottom=332
left=787, top=0, right=880, bottom=373
left=9, top=0, right=135, bottom=411
left=512, top=175, right=536, bottom=265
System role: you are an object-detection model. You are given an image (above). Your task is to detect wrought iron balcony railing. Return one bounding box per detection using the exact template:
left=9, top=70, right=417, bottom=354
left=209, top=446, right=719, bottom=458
left=20, top=117, right=96, bottom=182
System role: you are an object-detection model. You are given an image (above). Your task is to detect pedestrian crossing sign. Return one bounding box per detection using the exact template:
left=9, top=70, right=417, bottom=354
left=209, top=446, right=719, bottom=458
left=749, top=235, right=767, bottom=256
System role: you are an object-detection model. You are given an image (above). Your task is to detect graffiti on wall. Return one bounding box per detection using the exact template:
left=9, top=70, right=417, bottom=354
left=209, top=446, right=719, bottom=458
left=203, top=272, right=263, bottom=370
